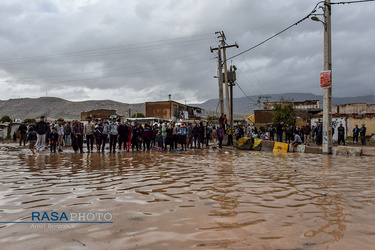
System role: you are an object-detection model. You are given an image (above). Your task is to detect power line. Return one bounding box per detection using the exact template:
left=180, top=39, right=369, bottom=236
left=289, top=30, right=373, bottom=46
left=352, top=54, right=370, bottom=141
left=12, top=52, right=207, bottom=80
left=239, top=52, right=268, bottom=95
left=0, top=34, right=213, bottom=65
left=16, top=57, right=211, bottom=85
left=226, top=1, right=331, bottom=61
left=0, top=39, right=213, bottom=66
left=237, top=70, right=263, bottom=96
left=226, top=14, right=313, bottom=61
left=227, top=0, right=374, bottom=61
left=235, top=81, right=257, bottom=105
left=331, top=0, right=375, bottom=4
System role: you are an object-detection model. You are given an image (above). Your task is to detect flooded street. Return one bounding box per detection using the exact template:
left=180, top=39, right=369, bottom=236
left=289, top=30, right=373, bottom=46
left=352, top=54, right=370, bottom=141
left=0, top=149, right=374, bottom=249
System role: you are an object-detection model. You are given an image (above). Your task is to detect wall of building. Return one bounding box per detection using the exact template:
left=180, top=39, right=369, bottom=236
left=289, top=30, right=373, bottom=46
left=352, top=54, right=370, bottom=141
left=0, top=126, right=7, bottom=139
left=295, top=118, right=308, bottom=128
left=254, top=110, right=274, bottom=124
left=333, top=103, right=375, bottom=115
left=347, top=116, right=375, bottom=137
left=311, top=117, right=346, bottom=140
left=264, top=100, right=319, bottom=110
left=294, top=100, right=320, bottom=110
left=81, top=109, right=116, bottom=120
left=0, top=123, right=21, bottom=139
left=146, top=101, right=202, bottom=121
left=145, top=102, right=172, bottom=120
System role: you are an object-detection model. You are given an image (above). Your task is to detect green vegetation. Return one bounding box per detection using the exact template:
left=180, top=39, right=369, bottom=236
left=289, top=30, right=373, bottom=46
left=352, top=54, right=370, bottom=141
left=24, top=118, right=37, bottom=124
left=54, top=118, right=65, bottom=123
left=272, top=99, right=295, bottom=125
left=131, top=113, right=145, bottom=118
left=0, top=115, right=12, bottom=123
left=207, top=115, right=219, bottom=121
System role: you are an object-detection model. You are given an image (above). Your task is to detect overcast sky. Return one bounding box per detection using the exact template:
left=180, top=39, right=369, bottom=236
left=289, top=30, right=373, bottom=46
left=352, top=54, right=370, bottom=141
left=1, top=0, right=374, bottom=104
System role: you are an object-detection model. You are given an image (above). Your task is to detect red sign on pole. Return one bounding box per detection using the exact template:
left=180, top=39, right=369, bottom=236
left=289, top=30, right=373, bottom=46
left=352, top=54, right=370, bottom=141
left=320, top=70, right=331, bottom=89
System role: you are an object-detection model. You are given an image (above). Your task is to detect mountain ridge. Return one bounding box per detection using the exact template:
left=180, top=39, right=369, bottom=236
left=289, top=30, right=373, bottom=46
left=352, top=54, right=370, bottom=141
left=0, top=93, right=373, bottom=120
left=0, top=97, right=145, bottom=121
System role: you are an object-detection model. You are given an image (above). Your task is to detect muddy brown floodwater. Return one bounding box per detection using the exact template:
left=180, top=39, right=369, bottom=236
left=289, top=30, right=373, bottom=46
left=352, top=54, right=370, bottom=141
left=0, top=149, right=374, bottom=249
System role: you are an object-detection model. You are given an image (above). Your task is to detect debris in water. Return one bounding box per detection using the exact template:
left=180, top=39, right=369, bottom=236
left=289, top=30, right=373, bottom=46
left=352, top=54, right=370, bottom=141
left=304, top=241, right=316, bottom=246
left=130, top=217, right=143, bottom=221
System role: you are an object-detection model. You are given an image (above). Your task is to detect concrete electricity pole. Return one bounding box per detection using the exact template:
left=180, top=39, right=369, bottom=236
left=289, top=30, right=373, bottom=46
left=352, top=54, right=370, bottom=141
left=323, top=0, right=332, bottom=154
left=258, top=96, right=262, bottom=109
left=229, top=65, right=237, bottom=130
left=211, top=43, right=224, bottom=115
left=210, top=31, right=238, bottom=120
left=222, top=38, right=231, bottom=123
left=218, top=47, right=224, bottom=115
left=311, top=0, right=333, bottom=154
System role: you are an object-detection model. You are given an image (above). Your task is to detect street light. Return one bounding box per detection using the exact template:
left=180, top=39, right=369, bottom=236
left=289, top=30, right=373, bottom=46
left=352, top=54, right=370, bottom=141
left=311, top=15, right=327, bottom=29
left=312, top=0, right=332, bottom=154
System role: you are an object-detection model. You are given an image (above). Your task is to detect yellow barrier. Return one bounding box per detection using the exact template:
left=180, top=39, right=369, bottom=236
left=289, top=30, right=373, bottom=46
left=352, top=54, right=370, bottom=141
left=238, top=138, right=248, bottom=148
left=273, top=142, right=289, bottom=153
left=252, top=138, right=262, bottom=150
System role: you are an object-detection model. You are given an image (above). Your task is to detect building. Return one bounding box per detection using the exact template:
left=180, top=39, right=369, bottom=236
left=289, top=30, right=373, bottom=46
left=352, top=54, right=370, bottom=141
left=263, top=100, right=320, bottom=110
left=332, top=103, right=375, bottom=115
left=0, top=122, right=10, bottom=139
left=81, top=109, right=117, bottom=120
left=0, top=122, right=22, bottom=139
left=145, top=101, right=202, bottom=121
left=254, top=100, right=322, bottom=127
left=312, top=103, right=375, bottom=139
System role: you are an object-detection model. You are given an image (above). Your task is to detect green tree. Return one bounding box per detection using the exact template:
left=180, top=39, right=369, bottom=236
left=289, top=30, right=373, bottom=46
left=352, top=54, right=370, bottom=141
left=0, top=115, right=12, bottom=123
left=272, top=100, right=295, bottom=125
left=207, top=115, right=218, bottom=121
left=24, top=118, right=37, bottom=124
left=54, top=118, right=65, bottom=123
left=131, top=113, right=145, bottom=118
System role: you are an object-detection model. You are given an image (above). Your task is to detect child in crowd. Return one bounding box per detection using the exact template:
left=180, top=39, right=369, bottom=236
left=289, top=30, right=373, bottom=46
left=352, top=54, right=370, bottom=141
left=27, top=126, right=37, bottom=155
left=211, top=126, right=218, bottom=149
left=94, top=125, right=102, bottom=153
left=50, top=127, right=59, bottom=153
left=156, top=130, right=163, bottom=151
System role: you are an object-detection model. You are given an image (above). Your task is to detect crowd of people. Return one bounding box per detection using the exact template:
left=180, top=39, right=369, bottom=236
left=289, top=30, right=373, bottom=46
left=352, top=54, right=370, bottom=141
left=17, top=114, right=368, bottom=155
left=269, top=121, right=367, bottom=148
left=21, top=114, right=238, bottom=155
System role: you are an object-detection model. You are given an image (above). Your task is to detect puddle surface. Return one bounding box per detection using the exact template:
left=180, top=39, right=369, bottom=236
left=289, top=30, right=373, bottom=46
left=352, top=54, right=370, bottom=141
left=0, top=150, right=374, bottom=249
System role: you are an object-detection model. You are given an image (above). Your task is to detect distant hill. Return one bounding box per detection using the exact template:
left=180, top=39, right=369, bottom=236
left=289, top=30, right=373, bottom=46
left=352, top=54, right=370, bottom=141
left=1, top=93, right=373, bottom=121
left=0, top=97, right=145, bottom=121
left=190, top=93, right=375, bottom=115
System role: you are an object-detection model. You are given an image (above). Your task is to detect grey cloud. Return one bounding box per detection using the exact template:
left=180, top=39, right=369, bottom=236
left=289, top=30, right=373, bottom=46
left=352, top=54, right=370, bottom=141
left=0, top=0, right=374, bottom=104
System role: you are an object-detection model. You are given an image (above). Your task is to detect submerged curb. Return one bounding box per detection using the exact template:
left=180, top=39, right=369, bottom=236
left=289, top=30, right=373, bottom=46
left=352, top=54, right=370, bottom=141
left=235, top=137, right=374, bottom=157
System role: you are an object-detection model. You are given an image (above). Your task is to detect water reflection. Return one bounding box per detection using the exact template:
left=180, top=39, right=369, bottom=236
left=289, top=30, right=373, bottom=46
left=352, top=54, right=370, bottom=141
left=0, top=150, right=374, bottom=249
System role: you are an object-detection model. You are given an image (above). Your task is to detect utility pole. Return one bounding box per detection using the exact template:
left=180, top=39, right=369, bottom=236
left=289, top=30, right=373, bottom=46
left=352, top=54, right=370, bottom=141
left=222, top=35, right=230, bottom=124
left=258, top=96, right=262, bottom=109
left=218, top=47, right=224, bottom=115
left=323, top=0, right=332, bottom=154
left=128, top=108, right=131, bottom=118
left=264, top=96, right=271, bottom=104
left=211, top=42, right=224, bottom=115
left=229, top=65, right=237, bottom=130
left=258, top=96, right=271, bottom=109
left=210, top=31, right=238, bottom=119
